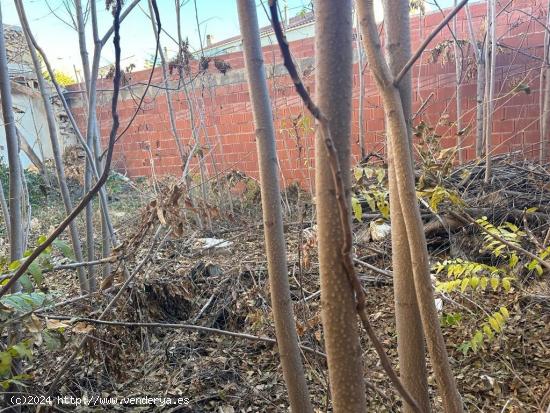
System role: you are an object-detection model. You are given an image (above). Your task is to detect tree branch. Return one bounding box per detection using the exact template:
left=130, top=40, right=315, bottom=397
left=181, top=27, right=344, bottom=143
left=36, top=315, right=326, bottom=358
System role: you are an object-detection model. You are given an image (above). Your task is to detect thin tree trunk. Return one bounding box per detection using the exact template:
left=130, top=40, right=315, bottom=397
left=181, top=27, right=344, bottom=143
left=0, top=178, right=10, bottom=242
left=147, top=0, right=187, bottom=166
left=465, top=5, right=485, bottom=158
left=475, top=59, right=485, bottom=157
left=181, top=76, right=211, bottom=230
left=453, top=0, right=464, bottom=163
left=540, top=0, right=550, bottom=162
left=484, top=0, right=496, bottom=183
left=173, top=1, right=203, bottom=229
left=315, top=1, right=367, bottom=411
left=355, top=10, right=366, bottom=159
left=1, top=3, right=24, bottom=269
left=76, top=0, right=97, bottom=289
left=0, top=6, right=23, bottom=409
left=237, top=2, right=313, bottom=411
left=358, top=0, right=464, bottom=411
left=15, top=0, right=89, bottom=293
left=383, top=1, right=431, bottom=411
left=20, top=161, right=30, bottom=251
left=75, top=0, right=124, bottom=286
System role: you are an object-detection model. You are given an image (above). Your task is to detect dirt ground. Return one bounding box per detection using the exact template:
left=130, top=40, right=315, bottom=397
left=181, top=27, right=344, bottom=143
left=2, top=158, right=550, bottom=412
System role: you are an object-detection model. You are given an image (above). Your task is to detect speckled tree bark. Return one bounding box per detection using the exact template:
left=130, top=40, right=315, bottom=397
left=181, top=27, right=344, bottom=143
left=315, top=0, right=367, bottom=411
left=383, top=1, right=430, bottom=411
left=237, top=1, right=313, bottom=412
left=358, top=0, right=464, bottom=411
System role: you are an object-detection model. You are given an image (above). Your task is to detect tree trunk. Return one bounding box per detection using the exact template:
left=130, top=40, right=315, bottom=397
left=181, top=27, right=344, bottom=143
left=75, top=0, right=127, bottom=286
left=465, top=5, right=484, bottom=158
left=0, top=177, right=10, bottom=242
left=0, top=6, right=23, bottom=409
left=315, top=1, right=367, bottom=411
left=15, top=0, right=89, bottom=293
left=358, top=0, right=464, bottom=411
left=237, top=2, right=313, bottom=411
left=76, top=0, right=97, bottom=290
left=355, top=9, right=366, bottom=159
left=484, top=0, right=496, bottom=183
left=383, top=1, right=431, bottom=411
left=453, top=0, right=464, bottom=163
left=475, top=59, right=485, bottom=158
left=540, top=0, right=550, bottom=162
left=147, top=0, right=187, bottom=167
left=0, top=3, right=24, bottom=269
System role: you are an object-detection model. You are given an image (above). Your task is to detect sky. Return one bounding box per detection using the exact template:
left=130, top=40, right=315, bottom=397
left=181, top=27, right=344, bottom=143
left=1, top=0, right=315, bottom=76
left=1, top=0, right=455, bottom=77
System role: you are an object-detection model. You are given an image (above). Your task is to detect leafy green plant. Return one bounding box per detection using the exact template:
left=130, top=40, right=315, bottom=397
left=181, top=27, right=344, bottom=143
left=476, top=216, right=525, bottom=268
left=526, top=245, right=550, bottom=276
left=351, top=165, right=389, bottom=221
left=0, top=159, right=48, bottom=207
left=440, top=311, right=462, bottom=327
left=1, top=235, right=73, bottom=292
left=416, top=185, right=464, bottom=213
left=458, top=307, right=510, bottom=354
left=433, top=258, right=514, bottom=294
left=0, top=234, right=72, bottom=390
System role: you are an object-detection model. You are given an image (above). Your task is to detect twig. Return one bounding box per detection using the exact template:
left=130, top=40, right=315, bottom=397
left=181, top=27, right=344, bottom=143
left=0, top=256, right=120, bottom=283
left=269, top=3, right=420, bottom=412
left=35, top=314, right=326, bottom=358
left=353, top=258, right=392, bottom=278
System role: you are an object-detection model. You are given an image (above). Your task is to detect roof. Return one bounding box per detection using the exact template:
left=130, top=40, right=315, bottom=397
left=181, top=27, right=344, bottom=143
left=204, top=10, right=315, bottom=51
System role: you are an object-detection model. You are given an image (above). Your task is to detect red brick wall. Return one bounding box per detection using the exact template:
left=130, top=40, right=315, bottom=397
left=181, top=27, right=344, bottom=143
left=68, top=0, right=548, bottom=188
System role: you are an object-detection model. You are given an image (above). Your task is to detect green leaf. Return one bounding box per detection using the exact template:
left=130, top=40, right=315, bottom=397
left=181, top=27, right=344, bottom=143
left=8, top=260, right=20, bottom=271
left=10, top=342, right=32, bottom=360
left=502, top=277, right=512, bottom=292
left=1, top=292, right=48, bottom=313
left=458, top=341, right=471, bottom=355
left=0, top=352, right=12, bottom=376
left=480, top=277, right=488, bottom=291
left=18, top=275, right=33, bottom=293
left=489, top=316, right=502, bottom=332
left=27, top=262, right=43, bottom=287
left=509, top=254, right=519, bottom=269
left=42, top=330, right=64, bottom=350
left=53, top=240, right=75, bottom=260
left=460, top=278, right=470, bottom=292
left=376, top=168, right=385, bottom=184
left=351, top=197, right=362, bottom=222
left=483, top=324, right=494, bottom=341
left=499, top=306, right=510, bottom=319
